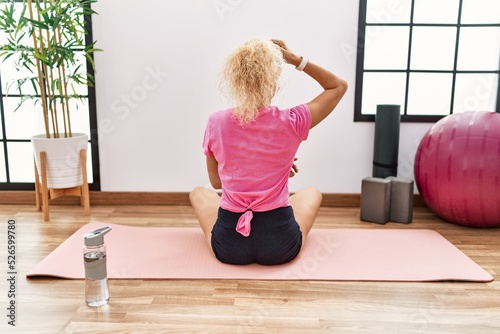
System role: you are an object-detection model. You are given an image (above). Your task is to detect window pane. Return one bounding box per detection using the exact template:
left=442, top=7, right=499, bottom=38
left=0, top=110, right=3, bottom=138
left=0, top=2, right=31, bottom=45
left=457, top=27, right=500, bottom=71
left=407, top=73, right=453, bottom=115
left=366, top=0, right=412, bottom=24
left=66, top=51, right=91, bottom=96
left=461, top=0, right=500, bottom=24
left=453, top=73, right=499, bottom=113
left=4, top=97, right=90, bottom=139
left=410, top=27, right=457, bottom=70
left=8, top=142, right=35, bottom=182
left=3, top=97, right=46, bottom=139
left=1, top=56, right=38, bottom=96
left=361, top=72, right=407, bottom=115
left=66, top=98, right=91, bottom=135
left=0, top=146, right=6, bottom=182
left=0, top=2, right=36, bottom=94
left=413, top=0, right=459, bottom=24
left=364, top=27, right=409, bottom=70
left=0, top=3, right=6, bottom=45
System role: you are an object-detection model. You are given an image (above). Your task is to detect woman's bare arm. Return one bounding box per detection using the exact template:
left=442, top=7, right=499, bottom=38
left=272, top=40, right=348, bottom=128
left=206, top=155, right=222, bottom=189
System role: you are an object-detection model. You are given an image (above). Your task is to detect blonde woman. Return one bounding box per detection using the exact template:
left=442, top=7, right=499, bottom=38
left=190, top=39, right=348, bottom=265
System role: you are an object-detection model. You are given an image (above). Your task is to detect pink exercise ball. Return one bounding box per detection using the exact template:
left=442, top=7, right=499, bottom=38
left=414, top=111, right=500, bottom=228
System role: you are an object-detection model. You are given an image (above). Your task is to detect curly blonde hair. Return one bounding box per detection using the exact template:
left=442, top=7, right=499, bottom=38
left=221, top=39, right=283, bottom=124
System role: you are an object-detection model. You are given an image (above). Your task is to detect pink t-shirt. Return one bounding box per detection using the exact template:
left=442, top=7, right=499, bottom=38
left=203, top=104, right=312, bottom=236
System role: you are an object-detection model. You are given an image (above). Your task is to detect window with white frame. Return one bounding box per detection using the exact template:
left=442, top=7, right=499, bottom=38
left=354, top=0, right=500, bottom=122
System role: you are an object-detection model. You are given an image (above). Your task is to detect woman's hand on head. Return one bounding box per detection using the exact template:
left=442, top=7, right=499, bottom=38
left=271, top=39, right=301, bottom=67
left=272, top=39, right=348, bottom=129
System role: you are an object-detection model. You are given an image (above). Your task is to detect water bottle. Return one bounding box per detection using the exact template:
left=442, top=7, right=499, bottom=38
left=83, top=226, right=112, bottom=307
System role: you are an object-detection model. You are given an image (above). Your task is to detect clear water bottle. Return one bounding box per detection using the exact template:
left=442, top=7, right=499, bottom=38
left=83, top=226, right=112, bottom=307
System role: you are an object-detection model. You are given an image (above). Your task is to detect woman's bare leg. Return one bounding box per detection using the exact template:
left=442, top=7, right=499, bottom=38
left=189, top=186, right=221, bottom=253
left=289, top=186, right=322, bottom=248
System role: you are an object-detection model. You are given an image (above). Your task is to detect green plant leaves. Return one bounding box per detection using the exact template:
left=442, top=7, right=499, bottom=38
left=0, top=0, right=102, bottom=137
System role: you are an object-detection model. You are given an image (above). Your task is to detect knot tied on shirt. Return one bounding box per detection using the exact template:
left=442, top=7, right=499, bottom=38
left=235, top=210, right=253, bottom=237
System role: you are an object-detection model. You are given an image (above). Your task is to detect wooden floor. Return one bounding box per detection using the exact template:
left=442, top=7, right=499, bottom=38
left=0, top=203, right=499, bottom=333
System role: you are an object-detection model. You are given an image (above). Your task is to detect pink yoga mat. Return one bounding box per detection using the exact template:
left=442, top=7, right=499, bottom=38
left=27, top=222, right=493, bottom=282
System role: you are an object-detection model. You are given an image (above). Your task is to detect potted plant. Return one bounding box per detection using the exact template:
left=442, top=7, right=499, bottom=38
left=0, top=0, right=101, bottom=218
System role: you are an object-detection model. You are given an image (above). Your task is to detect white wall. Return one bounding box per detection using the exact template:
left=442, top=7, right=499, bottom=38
left=92, top=0, right=433, bottom=193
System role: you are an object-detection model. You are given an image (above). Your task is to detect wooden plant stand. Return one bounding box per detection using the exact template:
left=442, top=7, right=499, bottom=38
left=34, top=149, right=90, bottom=221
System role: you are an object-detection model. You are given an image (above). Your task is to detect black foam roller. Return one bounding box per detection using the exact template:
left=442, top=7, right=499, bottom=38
left=372, top=104, right=401, bottom=178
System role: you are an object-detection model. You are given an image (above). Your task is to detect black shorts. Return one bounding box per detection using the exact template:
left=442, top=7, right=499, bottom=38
left=211, top=206, right=302, bottom=265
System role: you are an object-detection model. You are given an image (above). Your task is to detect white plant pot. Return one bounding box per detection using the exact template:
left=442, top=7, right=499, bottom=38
left=32, top=133, right=88, bottom=189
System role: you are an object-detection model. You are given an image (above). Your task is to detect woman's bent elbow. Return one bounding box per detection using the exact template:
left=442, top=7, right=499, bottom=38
left=210, top=179, right=222, bottom=190
left=339, top=79, right=348, bottom=95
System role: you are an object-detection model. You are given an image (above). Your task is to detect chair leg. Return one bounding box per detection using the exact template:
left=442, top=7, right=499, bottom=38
left=80, top=149, right=90, bottom=215
left=40, top=151, right=50, bottom=221
left=34, top=158, right=41, bottom=211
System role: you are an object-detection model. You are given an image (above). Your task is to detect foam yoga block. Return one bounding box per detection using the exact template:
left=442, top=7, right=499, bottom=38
left=387, top=177, right=414, bottom=224
left=372, top=105, right=401, bottom=178
left=360, top=177, right=391, bottom=224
